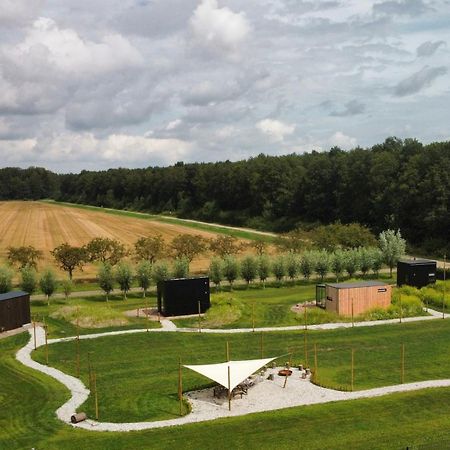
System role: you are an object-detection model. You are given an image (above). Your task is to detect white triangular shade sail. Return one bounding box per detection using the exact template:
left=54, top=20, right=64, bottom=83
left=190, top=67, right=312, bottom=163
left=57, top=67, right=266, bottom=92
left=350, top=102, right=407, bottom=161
left=184, top=357, right=277, bottom=391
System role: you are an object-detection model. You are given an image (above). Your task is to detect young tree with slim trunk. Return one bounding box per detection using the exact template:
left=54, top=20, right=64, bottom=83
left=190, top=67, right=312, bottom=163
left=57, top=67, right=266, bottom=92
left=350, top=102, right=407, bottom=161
left=136, top=260, right=152, bottom=298
left=315, top=250, right=331, bottom=281
left=134, top=235, right=166, bottom=264
left=39, top=269, right=57, bottom=305
left=222, top=256, right=239, bottom=290
left=358, top=247, right=374, bottom=277
left=51, top=243, right=87, bottom=279
left=257, top=255, right=271, bottom=288
left=300, top=251, right=315, bottom=280
left=152, top=261, right=170, bottom=286
left=61, top=279, right=73, bottom=301
left=20, top=266, right=37, bottom=295
left=344, top=249, right=360, bottom=278
left=331, top=249, right=345, bottom=282
left=371, top=248, right=384, bottom=276
left=209, top=258, right=223, bottom=291
left=98, top=263, right=114, bottom=301
left=172, top=257, right=190, bottom=279
left=115, top=262, right=133, bottom=300
left=0, top=265, right=13, bottom=294
left=272, top=255, right=286, bottom=284
left=8, top=246, right=43, bottom=269
left=240, top=255, right=258, bottom=288
left=379, top=229, right=407, bottom=277
left=286, top=253, right=299, bottom=283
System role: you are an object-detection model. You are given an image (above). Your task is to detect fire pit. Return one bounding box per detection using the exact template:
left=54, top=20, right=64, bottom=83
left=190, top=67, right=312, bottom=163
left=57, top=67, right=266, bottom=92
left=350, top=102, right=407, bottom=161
left=278, top=369, right=292, bottom=377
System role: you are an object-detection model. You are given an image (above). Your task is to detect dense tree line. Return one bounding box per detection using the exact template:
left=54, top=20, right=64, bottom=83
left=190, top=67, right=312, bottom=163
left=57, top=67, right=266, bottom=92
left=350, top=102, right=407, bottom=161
left=0, top=138, right=449, bottom=253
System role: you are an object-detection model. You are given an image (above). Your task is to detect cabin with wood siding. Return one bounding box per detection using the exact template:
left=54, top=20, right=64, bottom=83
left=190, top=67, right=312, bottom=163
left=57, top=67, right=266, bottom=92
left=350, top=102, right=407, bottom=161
left=325, top=281, right=391, bottom=316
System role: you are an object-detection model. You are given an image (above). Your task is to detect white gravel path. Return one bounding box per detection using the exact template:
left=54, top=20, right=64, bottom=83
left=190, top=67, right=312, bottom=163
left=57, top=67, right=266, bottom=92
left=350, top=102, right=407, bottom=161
left=15, top=309, right=450, bottom=433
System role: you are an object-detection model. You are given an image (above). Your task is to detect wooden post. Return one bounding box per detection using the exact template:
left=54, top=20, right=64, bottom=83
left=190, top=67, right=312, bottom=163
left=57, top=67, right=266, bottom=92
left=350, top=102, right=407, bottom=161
left=227, top=364, right=231, bottom=411
left=146, top=301, right=149, bottom=332
left=260, top=332, right=263, bottom=359
left=137, top=306, right=140, bottom=318
left=87, top=351, right=93, bottom=391
left=304, top=328, right=308, bottom=368
left=252, top=302, right=255, bottom=332
left=76, top=307, right=80, bottom=378
left=44, top=323, right=49, bottom=365
left=401, top=343, right=405, bottom=384
left=33, top=319, right=37, bottom=350
left=198, top=301, right=202, bottom=333
left=93, top=371, right=99, bottom=420
left=304, top=303, right=308, bottom=330
left=314, top=343, right=318, bottom=381
left=178, top=357, right=183, bottom=416
left=399, top=292, right=403, bottom=323
left=351, top=298, right=354, bottom=327
left=351, top=348, right=354, bottom=391
left=443, top=255, right=446, bottom=319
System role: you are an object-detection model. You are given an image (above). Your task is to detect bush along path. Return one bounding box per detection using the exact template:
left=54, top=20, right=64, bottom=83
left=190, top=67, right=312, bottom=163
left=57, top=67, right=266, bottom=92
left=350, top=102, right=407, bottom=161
left=15, top=307, right=450, bottom=433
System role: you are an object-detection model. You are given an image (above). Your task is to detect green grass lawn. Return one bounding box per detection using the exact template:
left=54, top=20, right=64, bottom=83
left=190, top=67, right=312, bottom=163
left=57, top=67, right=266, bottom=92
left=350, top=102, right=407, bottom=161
left=4, top=329, right=450, bottom=449
left=32, top=319, right=450, bottom=423
left=174, top=274, right=420, bottom=329
left=31, top=292, right=160, bottom=339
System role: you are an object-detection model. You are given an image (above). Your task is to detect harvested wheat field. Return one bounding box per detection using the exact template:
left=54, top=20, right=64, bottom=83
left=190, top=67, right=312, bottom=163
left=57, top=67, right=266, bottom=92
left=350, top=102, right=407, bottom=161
left=0, top=201, right=244, bottom=279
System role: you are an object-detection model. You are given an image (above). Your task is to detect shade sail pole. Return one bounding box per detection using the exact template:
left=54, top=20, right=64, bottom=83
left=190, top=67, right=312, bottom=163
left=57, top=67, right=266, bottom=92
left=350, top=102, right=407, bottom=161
left=228, top=363, right=231, bottom=411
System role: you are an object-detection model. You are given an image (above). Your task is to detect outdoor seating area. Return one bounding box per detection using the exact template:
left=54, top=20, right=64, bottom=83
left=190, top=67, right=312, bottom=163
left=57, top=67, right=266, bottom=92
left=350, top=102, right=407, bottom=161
left=213, top=374, right=260, bottom=399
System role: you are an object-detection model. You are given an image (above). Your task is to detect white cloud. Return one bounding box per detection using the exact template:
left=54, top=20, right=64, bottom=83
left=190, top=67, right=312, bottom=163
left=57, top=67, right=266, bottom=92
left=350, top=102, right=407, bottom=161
left=0, top=0, right=43, bottom=26
left=12, top=17, right=143, bottom=76
left=190, top=0, right=251, bottom=54
left=328, top=131, right=357, bottom=149
left=256, top=119, right=295, bottom=141
left=166, top=119, right=183, bottom=130
left=0, top=133, right=192, bottom=169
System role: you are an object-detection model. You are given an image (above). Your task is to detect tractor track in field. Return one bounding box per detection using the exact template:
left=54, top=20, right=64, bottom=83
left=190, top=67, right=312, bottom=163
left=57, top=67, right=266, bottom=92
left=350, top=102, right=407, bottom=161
left=14, top=308, right=450, bottom=432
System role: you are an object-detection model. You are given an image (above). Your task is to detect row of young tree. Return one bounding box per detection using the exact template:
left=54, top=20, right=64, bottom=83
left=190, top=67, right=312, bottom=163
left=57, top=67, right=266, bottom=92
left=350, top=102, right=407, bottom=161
left=1, top=138, right=448, bottom=254
left=0, top=229, right=405, bottom=301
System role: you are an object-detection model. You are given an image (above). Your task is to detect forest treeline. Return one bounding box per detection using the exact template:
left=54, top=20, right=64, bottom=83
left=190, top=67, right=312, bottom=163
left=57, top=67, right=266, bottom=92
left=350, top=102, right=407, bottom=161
left=0, top=137, right=449, bottom=254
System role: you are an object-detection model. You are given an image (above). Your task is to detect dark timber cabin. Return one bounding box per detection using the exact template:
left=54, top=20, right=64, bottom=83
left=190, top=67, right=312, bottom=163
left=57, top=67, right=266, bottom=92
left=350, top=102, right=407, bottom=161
left=0, top=291, right=31, bottom=332
left=157, top=277, right=210, bottom=317
left=397, top=259, right=437, bottom=289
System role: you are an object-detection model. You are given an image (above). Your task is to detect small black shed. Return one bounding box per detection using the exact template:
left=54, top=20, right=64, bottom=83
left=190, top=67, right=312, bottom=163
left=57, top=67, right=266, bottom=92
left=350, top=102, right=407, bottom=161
left=0, top=291, right=31, bottom=333
left=397, top=259, right=437, bottom=288
left=157, top=277, right=210, bottom=317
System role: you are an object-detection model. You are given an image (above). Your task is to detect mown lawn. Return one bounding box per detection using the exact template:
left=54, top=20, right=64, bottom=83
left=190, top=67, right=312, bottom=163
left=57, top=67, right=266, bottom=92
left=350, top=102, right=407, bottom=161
left=3, top=331, right=450, bottom=449
left=31, top=292, right=160, bottom=339
left=33, top=319, right=450, bottom=423
left=174, top=274, right=404, bottom=329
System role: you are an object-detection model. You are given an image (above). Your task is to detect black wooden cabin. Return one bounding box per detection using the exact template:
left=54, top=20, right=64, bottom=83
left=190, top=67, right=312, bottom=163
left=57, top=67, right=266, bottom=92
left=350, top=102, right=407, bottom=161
left=157, top=277, right=210, bottom=316
left=397, top=259, right=437, bottom=288
left=0, top=291, right=31, bottom=332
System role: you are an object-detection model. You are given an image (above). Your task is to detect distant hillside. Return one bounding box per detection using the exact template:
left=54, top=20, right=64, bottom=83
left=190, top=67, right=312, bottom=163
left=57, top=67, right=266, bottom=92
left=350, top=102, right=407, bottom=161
left=0, top=137, right=449, bottom=254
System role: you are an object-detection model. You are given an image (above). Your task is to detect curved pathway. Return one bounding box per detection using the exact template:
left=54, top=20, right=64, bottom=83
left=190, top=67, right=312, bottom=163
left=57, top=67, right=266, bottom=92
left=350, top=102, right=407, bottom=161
left=15, top=308, right=450, bottom=433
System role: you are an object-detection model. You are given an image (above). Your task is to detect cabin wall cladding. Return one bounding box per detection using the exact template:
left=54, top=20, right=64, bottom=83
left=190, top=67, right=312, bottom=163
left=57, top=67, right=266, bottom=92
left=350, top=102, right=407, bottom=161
left=157, top=277, right=210, bottom=317
left=325, top=282, right=391, bottom=316
left=0, top=291, right=31, bottom=332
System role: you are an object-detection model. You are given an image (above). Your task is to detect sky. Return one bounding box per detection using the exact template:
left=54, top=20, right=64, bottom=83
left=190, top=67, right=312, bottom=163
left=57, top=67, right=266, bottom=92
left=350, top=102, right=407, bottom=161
left=0, top=0, right=449, bottom=173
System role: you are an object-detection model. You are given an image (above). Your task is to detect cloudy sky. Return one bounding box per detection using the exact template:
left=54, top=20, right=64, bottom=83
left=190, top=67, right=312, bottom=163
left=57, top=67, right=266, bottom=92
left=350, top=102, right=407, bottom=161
left=0, top=0, right=449, bottom=172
